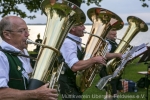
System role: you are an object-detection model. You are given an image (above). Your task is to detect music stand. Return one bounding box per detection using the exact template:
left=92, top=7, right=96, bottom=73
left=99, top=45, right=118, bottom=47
left=138, top=47, right=150, bottom=63
left=138, top=46, right=150, bottom=100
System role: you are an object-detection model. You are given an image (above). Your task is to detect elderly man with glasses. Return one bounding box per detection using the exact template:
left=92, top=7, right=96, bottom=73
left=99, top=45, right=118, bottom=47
left=0, top=16, right=58, bottom=100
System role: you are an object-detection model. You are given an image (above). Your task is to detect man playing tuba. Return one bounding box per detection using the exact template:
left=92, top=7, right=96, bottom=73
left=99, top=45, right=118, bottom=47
left=99, top=30, right=123, bottom=100
left=58, top=25, right=122, bottom=100
left=0, top=16, right=58, bottom=100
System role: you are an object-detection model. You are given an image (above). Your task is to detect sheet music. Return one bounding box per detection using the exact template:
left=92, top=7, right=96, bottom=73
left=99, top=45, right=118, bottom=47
left=130, top=43, right=147, bottom=59
left=96, top=43, right=148, bottom=90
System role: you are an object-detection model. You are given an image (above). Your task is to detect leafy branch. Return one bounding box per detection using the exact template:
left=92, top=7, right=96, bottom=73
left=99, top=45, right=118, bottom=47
left=0, top=0, right=149, bottom=19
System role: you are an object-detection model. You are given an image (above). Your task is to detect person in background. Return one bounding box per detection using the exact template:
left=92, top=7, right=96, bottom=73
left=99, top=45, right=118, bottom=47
left=0, top=16, right=58, bottom=100
left=99, top=30, right=123, bottom=100
left=58, top=24, right=122, bottom=100
left=30, top=33, right=43, bottom=68
left=34, top=33, right=42, bottom=52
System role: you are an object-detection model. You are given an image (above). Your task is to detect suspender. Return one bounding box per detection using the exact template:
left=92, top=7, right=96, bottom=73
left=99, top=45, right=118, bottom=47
left=66, top=36, right=85, bottom=60
left=66, top=36, right=85, bottom=45
left=61, top=36, right=84, bottom=75
left=0, top=46, right=36, bottom=60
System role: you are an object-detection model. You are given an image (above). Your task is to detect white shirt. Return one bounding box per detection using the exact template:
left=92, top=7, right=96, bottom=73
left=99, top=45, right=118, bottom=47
left=60, top=33, right=82, bottom=68
left=0, top=40, right=33, bottom=87
left=106, top=40, right=112, bottom=53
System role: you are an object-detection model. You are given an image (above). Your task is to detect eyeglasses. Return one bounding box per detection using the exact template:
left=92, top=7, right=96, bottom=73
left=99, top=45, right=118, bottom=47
left=5, top=28, right=30, bottom=34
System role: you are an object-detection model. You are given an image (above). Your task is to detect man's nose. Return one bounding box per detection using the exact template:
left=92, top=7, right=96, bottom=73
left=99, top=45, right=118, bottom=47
left=25, top=32, right=30, bottom=37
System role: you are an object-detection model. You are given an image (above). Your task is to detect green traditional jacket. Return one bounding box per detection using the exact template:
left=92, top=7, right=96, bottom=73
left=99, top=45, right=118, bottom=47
left=4, top=52, right=28, bottom=90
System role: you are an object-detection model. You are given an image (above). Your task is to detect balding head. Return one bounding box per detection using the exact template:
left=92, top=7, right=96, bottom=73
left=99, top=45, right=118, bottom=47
left=0, top=16, right=26, bottom=39
left=0, top=16, right=29, bottom=50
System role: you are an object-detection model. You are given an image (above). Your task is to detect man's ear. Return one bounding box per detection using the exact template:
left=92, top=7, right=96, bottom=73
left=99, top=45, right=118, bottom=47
left=3, top=31, right=11, bottom=39
left=71, top=26, right=76, bottom=31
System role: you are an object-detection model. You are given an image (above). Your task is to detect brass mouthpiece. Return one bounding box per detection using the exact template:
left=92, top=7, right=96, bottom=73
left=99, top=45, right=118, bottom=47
left=26, top=39, right=60, bottom=55
left=84, top=31, right=106, bottom=42
left=114, top=37, right=128, bottom=44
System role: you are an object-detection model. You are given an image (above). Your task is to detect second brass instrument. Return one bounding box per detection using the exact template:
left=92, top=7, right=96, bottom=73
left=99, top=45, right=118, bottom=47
left=76, top=7, right=124, bottom=92
left=106, top=16, right=148, bottom=75
left=96, top=16, right=148, bottom=90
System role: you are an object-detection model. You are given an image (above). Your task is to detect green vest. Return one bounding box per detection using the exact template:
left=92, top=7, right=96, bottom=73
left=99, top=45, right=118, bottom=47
left=4, top=52, right=28, bottom=90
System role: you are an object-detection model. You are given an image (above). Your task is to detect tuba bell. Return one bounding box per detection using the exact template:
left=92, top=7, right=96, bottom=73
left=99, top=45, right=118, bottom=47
left=76, top=7, right=124, bottom=92
left=27, top=0, right=86, bottom=89
left=96, top=16, right=148, bottom=90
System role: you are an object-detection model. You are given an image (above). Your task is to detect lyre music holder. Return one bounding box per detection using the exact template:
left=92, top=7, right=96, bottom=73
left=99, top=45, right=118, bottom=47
left=138, top=46, right=150, bottom=63
left=138, top=46, right=150, bottom=100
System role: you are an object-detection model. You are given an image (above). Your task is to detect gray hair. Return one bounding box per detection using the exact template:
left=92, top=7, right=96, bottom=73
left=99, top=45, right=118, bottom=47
left=0, top=16, right=12, bottom=38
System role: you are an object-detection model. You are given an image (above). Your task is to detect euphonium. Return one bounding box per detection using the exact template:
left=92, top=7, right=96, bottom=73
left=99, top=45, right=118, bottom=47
left=27, top=0, right=86, bottom=89
left=76, top=7, right=124, bottom=92
left=106, top=16, right=148, bottom=75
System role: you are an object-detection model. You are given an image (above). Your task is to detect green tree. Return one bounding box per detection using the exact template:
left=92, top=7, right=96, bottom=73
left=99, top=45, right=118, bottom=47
left=0, top=0, right=149, bottom=19
left=0, top=0, right=41, bottom=19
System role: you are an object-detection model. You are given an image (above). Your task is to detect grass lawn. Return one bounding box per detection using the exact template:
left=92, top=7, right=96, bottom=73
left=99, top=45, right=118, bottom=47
left=28, top=51, right=150, bottom=100
left=58, top=57, right=150, bottom=100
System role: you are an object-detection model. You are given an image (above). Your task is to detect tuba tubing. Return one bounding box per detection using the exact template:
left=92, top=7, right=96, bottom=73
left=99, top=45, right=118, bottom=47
left=26, top=38, right=64, bottom=89
left=76, top=7, right=124, bottom=92
left=27, top=0, right=86, bottom=90
left=26, top=39, right=60, bottom=54
left=84, top=31, right=106, bottom=42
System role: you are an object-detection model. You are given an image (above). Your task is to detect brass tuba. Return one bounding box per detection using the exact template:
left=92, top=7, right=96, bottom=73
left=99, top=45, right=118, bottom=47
left=96, top=16, right=148, bottom=90
left=106, top=16, right=148, bottom=75
left=27, top=0, right=86, bottom=89
left=76, top=7, right=124, bottom=92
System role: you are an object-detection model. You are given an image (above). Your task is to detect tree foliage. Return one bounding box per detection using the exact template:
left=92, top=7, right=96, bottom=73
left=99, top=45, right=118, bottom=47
left=0, top=0, right=149, bottom=19
left=0, top=0, right=42, bottom=19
